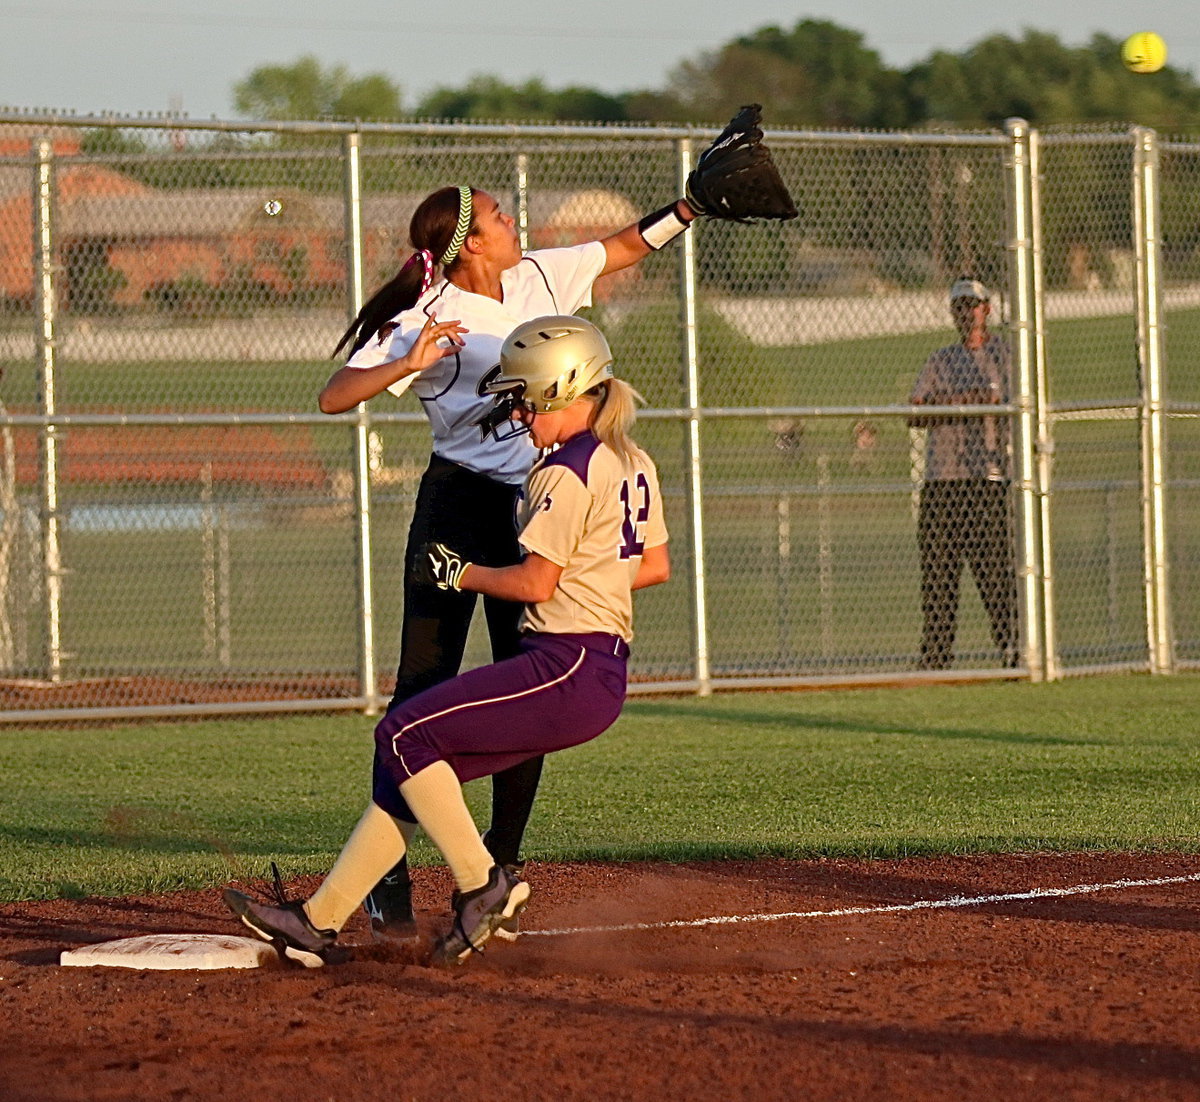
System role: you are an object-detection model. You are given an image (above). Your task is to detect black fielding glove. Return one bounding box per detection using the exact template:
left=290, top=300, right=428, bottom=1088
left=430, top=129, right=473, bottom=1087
left=684, top=104, right=798, bottom=222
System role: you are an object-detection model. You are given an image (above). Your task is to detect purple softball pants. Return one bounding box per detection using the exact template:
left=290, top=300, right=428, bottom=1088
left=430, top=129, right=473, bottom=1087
left=371, top=631, right=629, bottom=821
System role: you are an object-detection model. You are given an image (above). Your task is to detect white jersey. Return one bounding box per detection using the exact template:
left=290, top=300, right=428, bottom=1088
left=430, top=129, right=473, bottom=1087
left=516, top=431, right=668, bottom=642
left=345, top=242, right=607, bottom=485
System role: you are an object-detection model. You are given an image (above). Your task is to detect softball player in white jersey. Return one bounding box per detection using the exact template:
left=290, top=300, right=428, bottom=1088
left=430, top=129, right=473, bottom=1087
left=318, top=185, right=695, bottom=941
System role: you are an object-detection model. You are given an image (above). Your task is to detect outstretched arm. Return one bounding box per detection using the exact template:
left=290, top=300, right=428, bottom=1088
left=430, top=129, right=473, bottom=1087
left=598, top=200, right=697, bottom=276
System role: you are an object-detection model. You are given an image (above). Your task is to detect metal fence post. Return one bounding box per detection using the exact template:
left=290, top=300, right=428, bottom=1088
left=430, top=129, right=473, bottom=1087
left=33, top=137, right=63, bottom=683
left=1003, top=119, right=1045, bottom=681
left=1028, top=127, right=1060, bottom=681
left=678, top=137, right=711, bottom=695
left=1132, top=126, right=1174, bottom=675
left=343, top=130, right=379, bottom=711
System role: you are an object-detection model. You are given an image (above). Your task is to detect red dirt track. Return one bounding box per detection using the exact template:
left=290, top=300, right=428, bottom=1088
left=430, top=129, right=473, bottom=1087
left=3, top=852, right=1200, bottom=1101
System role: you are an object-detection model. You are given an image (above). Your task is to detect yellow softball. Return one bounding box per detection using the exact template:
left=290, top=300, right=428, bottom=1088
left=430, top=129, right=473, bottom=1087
left=1122, top=31, right=1167, bottom=74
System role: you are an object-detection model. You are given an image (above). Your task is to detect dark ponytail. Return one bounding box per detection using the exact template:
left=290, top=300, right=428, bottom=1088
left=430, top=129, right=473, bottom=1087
left=332, top=186, right=477, bottom=359
left=332, top=255, right=424, bottom=359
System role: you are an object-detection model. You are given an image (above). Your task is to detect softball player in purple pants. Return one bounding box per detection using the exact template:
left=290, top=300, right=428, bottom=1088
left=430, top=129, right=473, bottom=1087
left=225, top=315, right=669, bottom=967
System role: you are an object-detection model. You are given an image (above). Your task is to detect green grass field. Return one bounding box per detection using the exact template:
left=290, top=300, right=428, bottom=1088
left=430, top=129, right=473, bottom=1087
left=5, top=302, right=1200, bottom=412
left=3, top=673, right=1198, bottom=902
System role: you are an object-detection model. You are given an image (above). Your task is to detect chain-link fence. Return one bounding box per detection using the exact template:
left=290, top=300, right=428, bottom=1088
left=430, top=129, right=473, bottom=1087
left=0, top=113, right=1193, bottom=721
left=1160, top=135, right=1200, bottom=668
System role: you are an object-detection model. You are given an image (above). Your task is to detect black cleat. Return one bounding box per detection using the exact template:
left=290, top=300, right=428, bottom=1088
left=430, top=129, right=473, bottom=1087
left=481, top=830, right=526, bottom=942
left=434, top=864, right=530, bottom=966
left=223, top=888, right=336, bottom=968
left=491, top=864, right=527, bottom=942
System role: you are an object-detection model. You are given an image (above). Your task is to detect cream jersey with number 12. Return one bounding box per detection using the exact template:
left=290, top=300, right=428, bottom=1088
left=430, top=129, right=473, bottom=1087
left=517, top=431, right=667, bottom=642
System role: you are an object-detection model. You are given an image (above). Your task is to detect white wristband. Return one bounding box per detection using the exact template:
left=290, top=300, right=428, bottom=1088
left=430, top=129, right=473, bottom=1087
left=637, top=203, right=691, bottom=250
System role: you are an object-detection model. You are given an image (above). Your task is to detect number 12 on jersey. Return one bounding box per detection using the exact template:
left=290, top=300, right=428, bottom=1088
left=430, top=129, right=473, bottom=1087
left=619, top=474, right=651, bottom=559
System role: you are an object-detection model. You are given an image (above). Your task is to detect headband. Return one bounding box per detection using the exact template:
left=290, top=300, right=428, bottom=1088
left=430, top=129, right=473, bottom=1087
left=439, top=186, right=473, bottom=268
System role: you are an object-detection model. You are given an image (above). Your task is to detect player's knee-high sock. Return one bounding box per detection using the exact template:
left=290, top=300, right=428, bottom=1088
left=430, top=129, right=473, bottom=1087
left=305, top=803, right=414, bottom=932
left=400, top=761, right=493, bottom=893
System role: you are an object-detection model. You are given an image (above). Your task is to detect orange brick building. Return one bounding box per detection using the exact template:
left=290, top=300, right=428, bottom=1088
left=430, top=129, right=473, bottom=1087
left=0, top=126, right=639, bottom=312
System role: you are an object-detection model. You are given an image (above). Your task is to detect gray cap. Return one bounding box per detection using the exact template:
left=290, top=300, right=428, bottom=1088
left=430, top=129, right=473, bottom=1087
left=949, top=278, right=990, bottom=303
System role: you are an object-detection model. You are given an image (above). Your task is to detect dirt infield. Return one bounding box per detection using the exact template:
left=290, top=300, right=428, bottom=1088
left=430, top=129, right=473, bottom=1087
left=3, top=852, right=1200, bottom=1101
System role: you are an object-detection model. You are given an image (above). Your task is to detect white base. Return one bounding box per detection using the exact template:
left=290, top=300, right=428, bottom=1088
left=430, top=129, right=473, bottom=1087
left=60, top=932, right=280, bottom=970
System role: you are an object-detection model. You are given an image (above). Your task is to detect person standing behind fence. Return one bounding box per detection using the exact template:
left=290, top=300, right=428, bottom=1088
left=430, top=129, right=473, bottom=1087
left=908, top=277, right=1019, bottom=671
left=318, top=184, right=698, bottom=943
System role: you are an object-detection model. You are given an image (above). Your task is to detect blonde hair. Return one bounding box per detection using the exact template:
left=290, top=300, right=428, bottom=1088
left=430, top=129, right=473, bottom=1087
left=587, top=377, right=645, bottom=461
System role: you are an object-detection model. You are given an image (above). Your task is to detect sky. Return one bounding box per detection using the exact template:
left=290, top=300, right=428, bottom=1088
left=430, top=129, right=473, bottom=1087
left=1, top=0, right=1197, bottom=121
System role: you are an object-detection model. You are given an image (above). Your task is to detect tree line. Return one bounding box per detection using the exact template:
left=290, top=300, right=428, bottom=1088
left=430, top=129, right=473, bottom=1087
left=233, top=21, right=1200, bottom=131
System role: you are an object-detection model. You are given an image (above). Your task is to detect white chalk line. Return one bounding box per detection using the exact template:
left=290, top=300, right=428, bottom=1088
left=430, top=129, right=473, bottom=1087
left=522, top=871, right=1200, bottom=939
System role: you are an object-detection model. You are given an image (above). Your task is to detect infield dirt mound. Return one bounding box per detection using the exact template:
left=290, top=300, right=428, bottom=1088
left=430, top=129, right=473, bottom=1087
left=3, top=852, right=1200, bottom=1101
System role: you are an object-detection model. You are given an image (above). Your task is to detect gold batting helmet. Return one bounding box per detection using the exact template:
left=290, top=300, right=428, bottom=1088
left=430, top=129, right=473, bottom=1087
left=475, top=315, right=614, bottom=438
